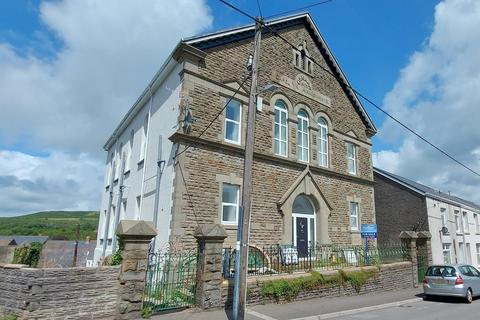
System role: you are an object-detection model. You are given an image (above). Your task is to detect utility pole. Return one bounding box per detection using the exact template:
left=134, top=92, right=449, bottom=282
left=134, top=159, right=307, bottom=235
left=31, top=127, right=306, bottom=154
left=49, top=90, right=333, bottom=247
left=72, top=223, right=80, bottom=267
left=233, top=17, right=262, bottom=320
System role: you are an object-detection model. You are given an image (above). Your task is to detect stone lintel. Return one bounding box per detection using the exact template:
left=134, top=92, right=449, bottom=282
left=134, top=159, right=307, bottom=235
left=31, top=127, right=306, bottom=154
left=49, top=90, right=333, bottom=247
left=194, top=224, right=228, bottom=242
left=116, top=220, right=157, bottom=240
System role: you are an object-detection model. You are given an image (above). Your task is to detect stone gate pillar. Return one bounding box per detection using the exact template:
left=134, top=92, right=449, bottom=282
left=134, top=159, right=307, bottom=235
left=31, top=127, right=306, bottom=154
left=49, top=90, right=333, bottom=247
left=194, top=224, right=228, bottom=309
left=417, top=231, right=432, bottom=265
left=115, top=220, right=157, bottom=320
left=400, top=231, right=418, bottom=287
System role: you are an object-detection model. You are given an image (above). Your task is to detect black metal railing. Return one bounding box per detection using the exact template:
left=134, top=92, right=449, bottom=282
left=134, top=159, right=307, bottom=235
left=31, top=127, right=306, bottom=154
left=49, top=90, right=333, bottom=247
left=222, top=243, right=408, bottom=278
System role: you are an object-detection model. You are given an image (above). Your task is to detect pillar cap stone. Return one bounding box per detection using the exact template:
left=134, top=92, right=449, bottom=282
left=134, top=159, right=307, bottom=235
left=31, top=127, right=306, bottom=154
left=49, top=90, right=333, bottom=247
left=116, top=220, right=157, bottom=240
left=194, top=224, right=228, bottom=241
left=417, top=230, right=432, bottom=239
left=399, top=231, right=418, bottom=239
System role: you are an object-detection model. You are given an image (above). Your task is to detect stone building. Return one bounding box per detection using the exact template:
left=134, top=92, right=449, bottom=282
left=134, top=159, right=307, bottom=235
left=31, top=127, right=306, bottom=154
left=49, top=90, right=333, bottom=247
left=93, top=13, right=377, bottom=264
left=374, top=167, right=480, bottom=268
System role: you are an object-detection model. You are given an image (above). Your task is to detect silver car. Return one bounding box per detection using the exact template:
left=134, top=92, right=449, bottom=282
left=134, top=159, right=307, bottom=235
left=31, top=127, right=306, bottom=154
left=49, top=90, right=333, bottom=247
left=423, top=264, right=480, bottom=303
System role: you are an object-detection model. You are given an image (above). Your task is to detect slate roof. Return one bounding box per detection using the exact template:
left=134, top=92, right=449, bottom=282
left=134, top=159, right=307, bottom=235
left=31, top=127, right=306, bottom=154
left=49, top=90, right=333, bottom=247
left=374, top=167, right=480, bottom=211
left=0, top=236, right=48, bottom=246
left=38, top=240, right=96, bottom=268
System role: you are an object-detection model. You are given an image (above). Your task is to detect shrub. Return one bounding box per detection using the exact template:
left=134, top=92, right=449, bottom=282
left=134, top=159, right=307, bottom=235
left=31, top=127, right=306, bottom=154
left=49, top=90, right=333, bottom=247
left=339, top=269, right=377, bottom=293
left=12, top=242, right=43, bottom=267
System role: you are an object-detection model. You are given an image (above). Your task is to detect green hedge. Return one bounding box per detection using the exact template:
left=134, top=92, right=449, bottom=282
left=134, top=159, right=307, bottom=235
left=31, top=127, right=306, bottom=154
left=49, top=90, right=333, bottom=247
left=12, top=242, right=43, bottom=267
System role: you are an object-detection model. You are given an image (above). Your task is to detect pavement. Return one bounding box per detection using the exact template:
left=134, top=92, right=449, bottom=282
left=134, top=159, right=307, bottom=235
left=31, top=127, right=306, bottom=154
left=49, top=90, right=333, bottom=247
left=151, top=287, right=424, bottom=320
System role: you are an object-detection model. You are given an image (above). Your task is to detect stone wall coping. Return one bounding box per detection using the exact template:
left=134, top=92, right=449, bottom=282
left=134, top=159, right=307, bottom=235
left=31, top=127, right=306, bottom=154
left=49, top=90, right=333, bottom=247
left=222, top=261, right=412, bottom=286
left=116, top=220, right=157, bottom=239
left=1, top=263, right=29, bottom=269
left=399, top=231, right=418, bottom=239
left=194, top=224, right=228, bottom=240
left=417, top=231, right=432, bottom=239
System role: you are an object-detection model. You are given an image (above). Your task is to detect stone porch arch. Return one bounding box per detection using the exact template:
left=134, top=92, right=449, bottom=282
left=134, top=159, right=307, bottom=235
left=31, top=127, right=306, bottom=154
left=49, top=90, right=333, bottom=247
left=277, top=166, right=332, bottom=245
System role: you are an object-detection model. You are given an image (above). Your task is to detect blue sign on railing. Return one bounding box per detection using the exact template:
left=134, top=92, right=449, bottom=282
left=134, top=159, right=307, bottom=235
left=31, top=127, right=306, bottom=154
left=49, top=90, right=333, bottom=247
left=361, top=224, right=377, bottom=238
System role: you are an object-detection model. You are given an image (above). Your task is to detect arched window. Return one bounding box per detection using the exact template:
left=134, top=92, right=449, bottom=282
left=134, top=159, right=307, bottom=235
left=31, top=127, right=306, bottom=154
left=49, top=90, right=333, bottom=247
left=297, top=110, right=309, bottom=162
left=317, top=117, right=328, bottom=167
left=294, top=42, right=313, bottom=74
left=292, top=195, right=316, bottom=257
left=274, top=100, right=288, bottom=157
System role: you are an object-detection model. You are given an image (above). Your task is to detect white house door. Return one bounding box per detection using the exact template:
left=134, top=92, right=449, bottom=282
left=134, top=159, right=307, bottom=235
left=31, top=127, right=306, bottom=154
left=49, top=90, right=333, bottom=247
left=292, top=195, right=316, bottom=258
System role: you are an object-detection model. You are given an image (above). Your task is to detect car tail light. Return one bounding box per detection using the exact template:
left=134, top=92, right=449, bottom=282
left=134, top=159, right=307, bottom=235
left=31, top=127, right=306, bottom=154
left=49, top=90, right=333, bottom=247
left=423, top=277, right=428, bottom=284
left=455, top=276, right=464, bottom=285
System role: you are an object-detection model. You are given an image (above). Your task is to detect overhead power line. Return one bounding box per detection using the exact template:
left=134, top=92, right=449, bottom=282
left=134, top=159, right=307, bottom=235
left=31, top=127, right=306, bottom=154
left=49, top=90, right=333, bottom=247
left=265, top=0, right=333, bottom=19
left=218, top=0, right=480, bottom=179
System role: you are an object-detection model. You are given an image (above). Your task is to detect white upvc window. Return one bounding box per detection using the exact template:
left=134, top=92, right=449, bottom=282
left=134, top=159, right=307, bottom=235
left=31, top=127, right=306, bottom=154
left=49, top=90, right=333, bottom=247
left=225, top=99, right=241, bottom=144
left=222, top=183, right=240, bottom=225
left=455, top=211, right=461, bottom=233
left=459, top=242, right=465, bottom=263
left=347, top=142, right=357, bottom=175
left=476, top=243, right=480, bottom=266
left=139, top=115, right=148, bottom=162
left=125, top=129, right=134, bottom=172
left=135, top=195, right=141, bottom=220
left=475, top=214, right=480, bottom=233
left=443, top=244, right=451, bottom=264
left=463, top=211, right=470, bottom=233
left=440, top=208, right=447, bottom=228
left=274, top=100, right=288, bottom=157
left=349, top=202, right=359, bottom=231
left=297, top=110, right=309, bottom=162
left=317, top=117, right=328, bottom=167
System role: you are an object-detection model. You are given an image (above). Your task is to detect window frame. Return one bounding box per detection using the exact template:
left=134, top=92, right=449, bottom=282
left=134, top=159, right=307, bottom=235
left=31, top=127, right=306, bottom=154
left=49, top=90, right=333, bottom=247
left=221, top=183, right=240, bottom=225
left=463, top=211, right=470, bottom=233
left=274, top=100, right=288, bottom=157
left=349, top=201, right=359, bottom=231
left=317, top=117, right=329, bottom=168
left=297, top=110, right=310, bottom=163
left=475, top=213, right=480, bottom=233
left=347, top=142, right=357, bottom=175
left=455, top=211, right=461, bottom=233
left=139, top=115, right=148, bottom=162
left=224, top=99, right=242, bottom=145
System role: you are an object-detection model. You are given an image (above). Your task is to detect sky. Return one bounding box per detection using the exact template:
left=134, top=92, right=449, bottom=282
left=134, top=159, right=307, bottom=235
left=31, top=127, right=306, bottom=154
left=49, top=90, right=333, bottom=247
left=0, top=0, right=479, bottom=216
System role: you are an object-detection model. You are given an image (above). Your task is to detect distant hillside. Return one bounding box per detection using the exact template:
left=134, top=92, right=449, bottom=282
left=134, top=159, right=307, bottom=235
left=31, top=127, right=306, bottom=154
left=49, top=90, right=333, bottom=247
left=0, top=211, right=99, bottom=240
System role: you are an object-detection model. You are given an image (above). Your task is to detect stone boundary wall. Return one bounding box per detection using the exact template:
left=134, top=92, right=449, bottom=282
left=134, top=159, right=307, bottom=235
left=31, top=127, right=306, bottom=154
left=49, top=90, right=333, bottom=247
left=0, top=264, right=120, bottom=320
left=220, top=261, right=413, bottom=307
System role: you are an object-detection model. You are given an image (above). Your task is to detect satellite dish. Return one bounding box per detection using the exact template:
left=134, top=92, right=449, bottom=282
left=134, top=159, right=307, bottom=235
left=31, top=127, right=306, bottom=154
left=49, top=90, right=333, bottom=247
left=441, top=226, right=449, bottom=235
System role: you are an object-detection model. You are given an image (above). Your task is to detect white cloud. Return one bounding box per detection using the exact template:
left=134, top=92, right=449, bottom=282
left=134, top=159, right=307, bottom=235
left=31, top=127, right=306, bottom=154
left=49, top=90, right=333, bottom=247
left=0, top=0, right=212, bottom=215
left=0, top=150, right=104, bottom=216
left=374, top=0, right=480, bottom=204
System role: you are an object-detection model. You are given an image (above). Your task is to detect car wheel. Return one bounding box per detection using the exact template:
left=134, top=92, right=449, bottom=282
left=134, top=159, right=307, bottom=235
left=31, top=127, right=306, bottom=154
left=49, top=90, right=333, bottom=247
left=465, top=289, right=473, bottom=304
left=423, top=294, right=431, bottom=301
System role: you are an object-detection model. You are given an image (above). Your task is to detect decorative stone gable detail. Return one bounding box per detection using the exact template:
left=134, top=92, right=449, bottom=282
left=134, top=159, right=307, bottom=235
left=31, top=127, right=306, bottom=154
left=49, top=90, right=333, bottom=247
left=277, top=166, right=332, bottom=244
left=271, top=71, right=332, bottom=107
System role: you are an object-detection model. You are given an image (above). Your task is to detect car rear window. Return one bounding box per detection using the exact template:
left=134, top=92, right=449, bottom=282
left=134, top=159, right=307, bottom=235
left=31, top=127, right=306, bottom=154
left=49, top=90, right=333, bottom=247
left=426, top=266, right=457, bottom=277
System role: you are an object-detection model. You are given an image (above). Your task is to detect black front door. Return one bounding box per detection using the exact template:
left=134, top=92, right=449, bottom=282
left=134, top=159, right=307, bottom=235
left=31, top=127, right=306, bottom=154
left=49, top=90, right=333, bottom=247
left=296, top=217, right=308, bottom=258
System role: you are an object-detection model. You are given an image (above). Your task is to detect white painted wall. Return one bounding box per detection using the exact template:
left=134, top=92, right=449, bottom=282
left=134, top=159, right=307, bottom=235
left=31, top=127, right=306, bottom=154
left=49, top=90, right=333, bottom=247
left=427, top=197, right=480, bottom=268
left=93, top=61, right=182, bottom=265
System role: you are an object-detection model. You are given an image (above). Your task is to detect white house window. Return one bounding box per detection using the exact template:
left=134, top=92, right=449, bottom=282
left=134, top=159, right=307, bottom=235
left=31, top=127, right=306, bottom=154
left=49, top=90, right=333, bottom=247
left=443, top=244, right=451, bottom=264
left=476, top=243, right=480, bottom=265
left=225, top=99, right=241, bottom=144
left=139, top=115, right=148, bottom=162
left=121, top=200, right=127, bottom=220
left=349, top=202, right=359, bottom=231
left=297, top=110, right=309, bottom=162
left=440, top=208, right=447, bottom=228
left=463, top=211, right=470, bottom=233
left=455, top=211, right=461, bottom=233
left=222, top=183, right=240, bottom=225
left=459, top=242, right=465, bottom=263
left=115, top=143, right=122, bottom=180
left=135, top=195, right=141, bottom=220
left=475, top=214, right=480, bottom=233
left=347, top=142, right=357, bottom=175
left=125, top=129, right=134, bottom=172
left=274, top=100, right=288, bottom=157
left=317, top=117, right=328, bottom=167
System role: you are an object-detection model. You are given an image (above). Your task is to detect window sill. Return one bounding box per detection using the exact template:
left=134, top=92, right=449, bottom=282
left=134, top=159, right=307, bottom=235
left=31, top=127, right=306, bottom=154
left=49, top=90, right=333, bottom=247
left=294, top=65, right=313, bottom=77
left=123, top=169, right=130, bottom=176
left=224, top=139, right=241, bottom=146
left=222, top=223, right=238, bottom=229
left=137, top=159, right=144, bottom=167
left=113, top=178, right=119, bottom=184
left=105, top=185, right=110, bottom=191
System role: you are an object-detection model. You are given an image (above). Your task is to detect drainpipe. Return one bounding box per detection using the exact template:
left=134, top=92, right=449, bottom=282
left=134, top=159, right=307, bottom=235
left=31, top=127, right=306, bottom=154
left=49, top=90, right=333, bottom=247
left=102, top=139, right=119, bottom=258
left=151, top=135, right=165, bottom=252
left=138, top=86, right=154, bottom=220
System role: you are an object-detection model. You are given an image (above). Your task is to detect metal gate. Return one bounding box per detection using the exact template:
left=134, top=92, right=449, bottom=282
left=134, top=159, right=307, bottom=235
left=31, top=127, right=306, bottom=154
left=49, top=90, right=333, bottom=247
left=417, top=250, right=428, bottom=282
left=143, top=250, right=198, bottom=314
